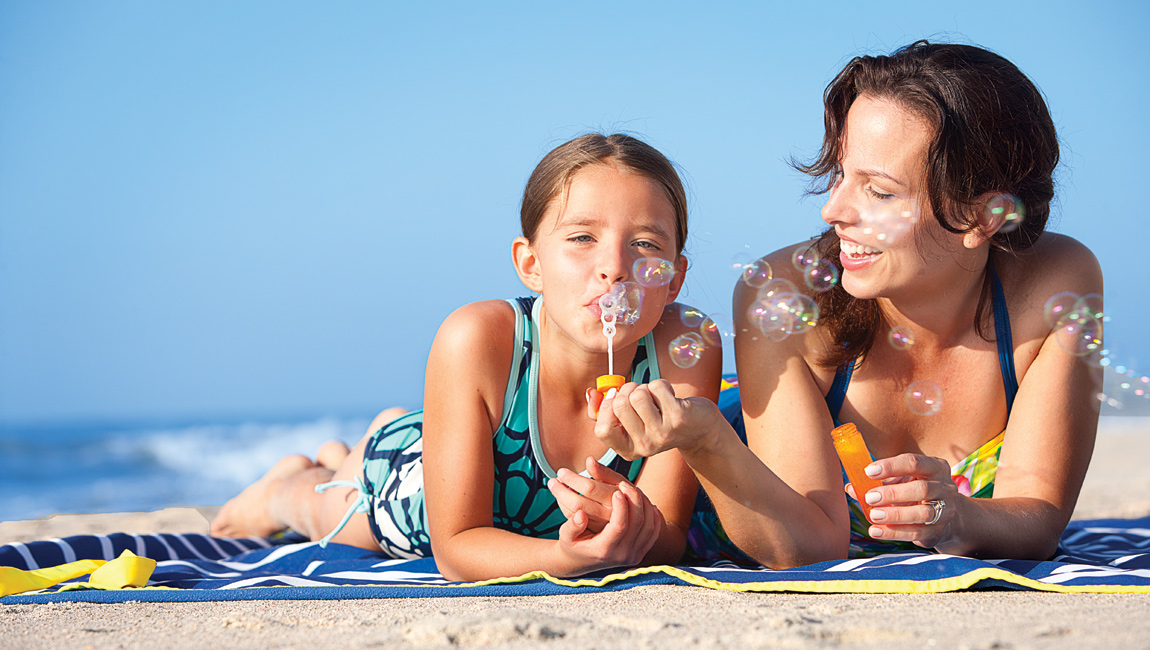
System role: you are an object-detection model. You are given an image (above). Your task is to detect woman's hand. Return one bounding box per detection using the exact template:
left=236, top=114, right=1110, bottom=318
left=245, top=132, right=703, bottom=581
left=554, top=478, right=664, bottom=574
left=846, top=453, right=962, bottom=550
left=547, top=457, right=631, bottom=534
left=589, top=379, right=722, bottom=460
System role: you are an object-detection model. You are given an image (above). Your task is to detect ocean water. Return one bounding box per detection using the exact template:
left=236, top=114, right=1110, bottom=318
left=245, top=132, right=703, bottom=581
left=0, top=416, right=370, bottom=522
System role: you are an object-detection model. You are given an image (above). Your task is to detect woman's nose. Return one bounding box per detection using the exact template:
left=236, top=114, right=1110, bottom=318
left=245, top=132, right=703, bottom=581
left=821, top=177, right=857, bottom=227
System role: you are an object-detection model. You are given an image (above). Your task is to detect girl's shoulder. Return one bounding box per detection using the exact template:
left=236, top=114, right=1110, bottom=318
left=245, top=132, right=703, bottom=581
left=429, top=299, right=520, bottom=378
left=652, top=301, right=724, bottom=399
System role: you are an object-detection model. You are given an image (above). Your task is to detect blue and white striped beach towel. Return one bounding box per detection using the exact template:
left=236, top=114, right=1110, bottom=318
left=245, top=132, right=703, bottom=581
left=2, top=517, right=1148, bottom=602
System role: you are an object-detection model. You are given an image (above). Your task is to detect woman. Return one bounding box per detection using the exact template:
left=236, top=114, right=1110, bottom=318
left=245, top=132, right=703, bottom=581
left=592, top=41, right=1102, bottom=567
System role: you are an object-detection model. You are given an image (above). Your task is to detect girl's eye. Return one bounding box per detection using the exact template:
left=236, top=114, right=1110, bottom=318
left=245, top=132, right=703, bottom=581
left=568, top=235, right=594, bottom=243
left=634, top=240, right=660, bottom=250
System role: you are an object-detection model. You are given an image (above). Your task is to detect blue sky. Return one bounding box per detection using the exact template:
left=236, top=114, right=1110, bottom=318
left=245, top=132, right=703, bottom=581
left=2, top=1, right=1147, bottom=424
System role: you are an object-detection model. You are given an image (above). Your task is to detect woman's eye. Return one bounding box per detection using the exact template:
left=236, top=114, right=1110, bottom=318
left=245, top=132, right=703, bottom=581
left=867, top=186, right=893, bottom=200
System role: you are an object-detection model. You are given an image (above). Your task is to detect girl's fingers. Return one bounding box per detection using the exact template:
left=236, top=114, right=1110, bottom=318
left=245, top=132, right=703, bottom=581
left=548, top=477, right=611, bottom=522
left=555, top=467, right=615, bottom=506
left=586, top=388, right=604, bottom=420
left=585, top=456, right=626, bottom=486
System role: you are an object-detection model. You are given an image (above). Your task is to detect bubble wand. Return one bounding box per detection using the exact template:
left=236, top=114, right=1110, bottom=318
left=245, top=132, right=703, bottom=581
left=596, top=290, right=626, bottom=398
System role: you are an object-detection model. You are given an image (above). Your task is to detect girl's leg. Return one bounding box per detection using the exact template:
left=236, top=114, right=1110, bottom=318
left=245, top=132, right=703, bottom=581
left=210, top=455, right=322, bottom=538
left=314, top=407, right=407, bottom=470
left=309, top=406, right=410, bottom=549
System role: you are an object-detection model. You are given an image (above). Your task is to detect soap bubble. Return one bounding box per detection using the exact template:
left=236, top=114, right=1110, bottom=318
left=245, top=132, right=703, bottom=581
left=633, top=257, right=675, bottom=288
left=1053, top=312, right=1103, bottom=357
left=888, top=326, right=914, bottom=350
left=905, top=381, right=942, bottom=416
left=985, top=194, right=1025, bottom=235
left=1043, top=292, right=1079, bottom=327
left=741, top=258, right=773, bottom=288
left=669, top=332, right=705, bottom=368
left=747, top=291, right=819, bottom=340
left=700, top=312, right=733, bottom=347
left=756, top=278, right=798, bottom=302
left=729, top=248, right=754, bottom=277
left=791, top=246, right=820, bottom=272
left=679, top=305, right=707, bottom=328
left=1074, top=294, right=1104, bottom=321
left=599, top=281, right=644, bottom=325
left=803, top=259, right=839, bottom=293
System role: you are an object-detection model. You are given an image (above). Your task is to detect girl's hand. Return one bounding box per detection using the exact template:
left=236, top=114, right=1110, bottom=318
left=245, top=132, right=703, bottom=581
left=845, top=453, right=961, bottom=549
left=591, top=379, right=721, bottom=460
left=547, top=457, right=630, bottom=534
left=555, top=480, right=664, bottom=574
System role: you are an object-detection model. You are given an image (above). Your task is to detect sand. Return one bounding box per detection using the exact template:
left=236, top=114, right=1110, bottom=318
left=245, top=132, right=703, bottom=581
left=3, top=417, right=1149, bottom=649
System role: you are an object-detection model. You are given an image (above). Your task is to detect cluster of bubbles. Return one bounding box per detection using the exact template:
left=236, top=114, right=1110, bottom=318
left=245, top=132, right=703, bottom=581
left=1094, top=360, right=1150, bottom=410
left=859, top=198, right=919, bottom=246
left=733, top=245, right=838, bottom=343
left=1044, top=292, right=1104, bottom=358
left=668, top=306, right=729, bottom=368
left=598, top=281, right=644, bottom=326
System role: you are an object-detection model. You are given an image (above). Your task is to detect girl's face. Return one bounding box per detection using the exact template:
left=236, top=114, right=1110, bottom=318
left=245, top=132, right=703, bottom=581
left=820, top=94, right=965, bottom=300
left=515, top=162, right=685, bottom=353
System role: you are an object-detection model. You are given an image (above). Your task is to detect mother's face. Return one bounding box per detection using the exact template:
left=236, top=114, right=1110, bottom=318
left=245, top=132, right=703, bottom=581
left=820, top=94, right=963, bottom=300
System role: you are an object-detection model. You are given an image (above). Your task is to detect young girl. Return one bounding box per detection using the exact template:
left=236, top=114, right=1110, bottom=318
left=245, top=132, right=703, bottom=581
left=594, top=42, right=1102, bottom=567
left=211, top=133, right=721, bottom=581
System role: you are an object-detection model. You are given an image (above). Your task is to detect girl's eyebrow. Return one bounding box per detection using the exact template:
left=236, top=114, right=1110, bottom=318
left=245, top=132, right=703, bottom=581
left=556, top=216, right=673, bottom=241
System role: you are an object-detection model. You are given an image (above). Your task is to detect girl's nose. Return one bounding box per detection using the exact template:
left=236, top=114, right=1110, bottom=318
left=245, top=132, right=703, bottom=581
left=598, top=246, right=629, bottom=284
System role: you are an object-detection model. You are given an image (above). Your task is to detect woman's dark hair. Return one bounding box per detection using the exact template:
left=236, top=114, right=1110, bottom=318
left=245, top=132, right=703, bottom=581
left=796, top=41, right=1059, bottom=368
left=521, top=133, right=688, bottom=256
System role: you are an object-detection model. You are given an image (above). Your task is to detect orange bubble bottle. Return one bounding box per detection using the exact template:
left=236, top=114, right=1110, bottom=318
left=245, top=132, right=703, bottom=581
left=830, top=422, right=883, bottom=523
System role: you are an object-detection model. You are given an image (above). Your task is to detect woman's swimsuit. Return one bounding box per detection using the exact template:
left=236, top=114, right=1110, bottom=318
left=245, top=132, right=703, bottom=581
left=688, top=270, right=1017, bottom=562
left=317, top=296, right=659, bottom=558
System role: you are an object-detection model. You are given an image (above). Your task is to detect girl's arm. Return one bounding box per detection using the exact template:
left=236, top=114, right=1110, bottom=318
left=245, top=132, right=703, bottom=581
left=861, top=237, right=1103, bottom=558
left=422, top=301, right=662, bottom=581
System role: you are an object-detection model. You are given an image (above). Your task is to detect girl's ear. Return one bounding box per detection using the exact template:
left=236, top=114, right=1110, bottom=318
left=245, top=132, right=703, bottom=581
left=665, top=255, right=689, bottom=302
left=512, top=236, right=544, bottom=293
left=962, top=192, right=1012, bottom=249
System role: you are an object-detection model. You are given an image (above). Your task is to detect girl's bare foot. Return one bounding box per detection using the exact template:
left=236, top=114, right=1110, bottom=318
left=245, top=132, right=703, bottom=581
left=315, top=440, right=351, bottom=470
left=210, top=455, right=314, bottom=538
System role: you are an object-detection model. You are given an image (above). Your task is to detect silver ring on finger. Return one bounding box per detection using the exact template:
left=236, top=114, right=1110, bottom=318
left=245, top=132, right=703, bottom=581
left=924, top=499, right=945, bottom=526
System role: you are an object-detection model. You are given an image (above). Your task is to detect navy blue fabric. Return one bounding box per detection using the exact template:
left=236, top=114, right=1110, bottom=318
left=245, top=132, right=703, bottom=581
left=3, top=517, right=1150, bottom=602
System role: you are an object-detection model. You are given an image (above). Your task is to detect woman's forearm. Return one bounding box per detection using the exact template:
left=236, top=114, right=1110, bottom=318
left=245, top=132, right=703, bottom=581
left=935, top=495, right=1066, bottom=560
left=680, top=423, right=849, bottom=568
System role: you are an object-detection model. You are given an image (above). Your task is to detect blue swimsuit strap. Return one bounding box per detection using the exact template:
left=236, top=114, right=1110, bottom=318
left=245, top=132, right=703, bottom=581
left=825, top=268, right=1018, bottom=420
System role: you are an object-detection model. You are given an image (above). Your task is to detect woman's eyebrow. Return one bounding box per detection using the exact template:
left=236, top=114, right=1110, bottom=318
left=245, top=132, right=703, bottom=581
left=855, top=167, right=909, bottom=188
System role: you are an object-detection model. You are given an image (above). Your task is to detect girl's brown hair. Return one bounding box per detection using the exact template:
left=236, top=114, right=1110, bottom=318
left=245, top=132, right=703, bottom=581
left=796, top=41, right=1059, bottom=368
left=521, top=133, right=688, bottom=255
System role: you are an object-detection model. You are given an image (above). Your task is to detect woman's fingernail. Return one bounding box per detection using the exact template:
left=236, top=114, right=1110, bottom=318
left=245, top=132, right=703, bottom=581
left=869, top=509, right=886, bottom=521
left=865, top=491, right=881, bottom=505
left=869, top=526, right=884, bottom=538
left=586, top=389, right=592, bottom=403
left=864, top=464, right=881, bottom=477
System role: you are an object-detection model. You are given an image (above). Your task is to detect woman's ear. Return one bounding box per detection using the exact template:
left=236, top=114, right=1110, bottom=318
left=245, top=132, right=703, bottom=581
left=963, top=192, right=1019, bottom=249
left=665, top=255, right=689, bottom=302
left=512, top=236, right=544, bottom=293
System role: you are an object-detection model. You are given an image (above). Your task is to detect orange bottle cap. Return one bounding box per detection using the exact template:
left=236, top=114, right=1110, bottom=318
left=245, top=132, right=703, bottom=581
left=595, top=375, right=626, bottom=393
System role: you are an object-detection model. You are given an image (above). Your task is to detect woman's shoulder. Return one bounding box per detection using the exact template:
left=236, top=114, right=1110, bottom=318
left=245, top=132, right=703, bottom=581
left=732, top=240, right=820, bottom=306
left=998, top=233, right=1103, bottom=303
